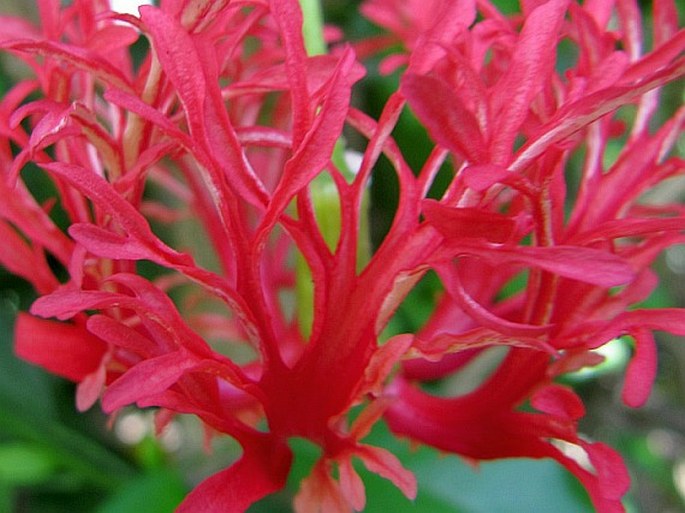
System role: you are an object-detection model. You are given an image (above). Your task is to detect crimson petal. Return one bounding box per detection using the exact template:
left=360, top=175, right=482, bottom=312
left=14, top=313, right=107, bottom=382
left=177, top=436, right=292, bottom=513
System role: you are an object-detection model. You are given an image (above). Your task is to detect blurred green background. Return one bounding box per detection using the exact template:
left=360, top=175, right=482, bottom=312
left=1, top=0, right=684, bottom=512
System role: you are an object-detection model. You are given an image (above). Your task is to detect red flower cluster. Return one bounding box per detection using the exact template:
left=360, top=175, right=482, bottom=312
left=0, top=1, right=683, bottom=511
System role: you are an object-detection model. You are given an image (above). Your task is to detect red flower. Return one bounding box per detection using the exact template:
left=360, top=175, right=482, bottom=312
left=1, top=1, right=683, bottom=512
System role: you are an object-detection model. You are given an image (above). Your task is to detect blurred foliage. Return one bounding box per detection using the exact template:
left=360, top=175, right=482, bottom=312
left=0, top=293, right=187, bottom=513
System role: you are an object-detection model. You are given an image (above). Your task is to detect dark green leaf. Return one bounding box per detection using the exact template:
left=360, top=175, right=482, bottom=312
left=95, top=470, right=187, bottom=513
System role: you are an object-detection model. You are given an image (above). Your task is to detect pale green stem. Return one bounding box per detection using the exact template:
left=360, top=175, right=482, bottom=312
left=299, top=0, right=327, bottom=56
left=295, top=0, right=371, bottom=339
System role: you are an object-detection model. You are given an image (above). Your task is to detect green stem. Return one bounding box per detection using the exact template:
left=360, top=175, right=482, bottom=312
left=299, top=0, right=327, bottom=56
left=294, top=0, right=371, bottom=339
left=295, top=0, right=327, bottom=339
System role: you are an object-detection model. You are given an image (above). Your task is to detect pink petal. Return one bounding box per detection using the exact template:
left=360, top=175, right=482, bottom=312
left=173, top=0, right=232, bottom=33
left=583, top=441, right=631, bottom=501
left=338, top=457, right=366, bottom=511
left=615, top=0, right=642, bottom=60
left=14, top=313, right=107, bottom=382
left=37, top=0, right=63, bottom=40
left=531, top=384, right=585, bottom=420
left=443, top=269, right=552, bottom=338
left=103, top=88, right=191, bottom=146
left=551, top=440, right=630, bottom=513
left=0, top=220, right=58, bottom=293
left=378, top=53, right=409, bottom=75
left=402, top=72, right=486, bottom=164
left=86, top=315, right=159, bottom=357
left=9, top=106, right=81, bottom=185
left=30, top=288, right=123, bottom=320
left=294, top=460, right=350, bottom=513
left=0, top=15, right=41, bottom=41
left=416, top=327, right=556, bottom=358
left=582, top=0, right=616, bottom=29
left=460, top=164, right=512, bottom=191
left=178, top=436, right=292, bottom=513
left=268, top=0, right=310, bottom=145
left=101, top=350, right=199, bottom=413
left=622, top=328, right=657, bottom=408
left=385, top=374, right=560, bottom=461
left=0, top=178, right=73, bottom=266
left=259, top=47, right=356, bottom=234
left=0, top=39, right=134, bottom=92
left=76, top=365, right=107, bottom=411
left=350, top=397, right=394, bottom=441
left=521, top=0, right=550, bottom=16
left=653, top=0, right=679, bottom=47
left=140, top=6, right=269, bottom=209
left=489, top=0, right=570, bottom=164
left=355, top=334, right=413, bottom=398
left=105, top=273, right=222, bottom=357
left=438, top=243, right=636, bottom=287
left=375, top=268, right=427, bottom=336
left=569, top=216, right=685, bottom=245
left=356, top=444, right=417, bottom=500
left=407, top=0, right=477, bottom=74
left=617, top=308, right=685, bottom=336
left=576, top=112, right=685, bottom=227
left=42, top=162, right=193, bottom=267
left=512, top=58, right=685, bottom=173
left=87, top=25, right=139, bottom=54
left=68, top=223, right=153, bottom=261
left=423, top=199, right=518, bottom=243
left=225, top=54, right=365, bottom=98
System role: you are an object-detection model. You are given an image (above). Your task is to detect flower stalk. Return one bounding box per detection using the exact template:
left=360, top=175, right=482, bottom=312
left=299, top=0, right=327, bottom=56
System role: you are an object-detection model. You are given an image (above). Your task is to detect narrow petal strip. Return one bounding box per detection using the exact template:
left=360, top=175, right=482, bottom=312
left=622, top=328, right=657, bottom=408
left=402, top=73, right=486, bottom=164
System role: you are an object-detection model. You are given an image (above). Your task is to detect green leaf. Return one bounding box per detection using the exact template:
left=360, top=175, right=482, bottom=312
left=0, top=484, right=12, bottom=512
left=362, top=421, right=591, bottom=513
left=0, top=443, right=59, bottom=485
left=361, top=462, right=467, bottom=513
left=95, top=470, right=187, bottom=513
left=0, top=299, right=136, bottom=490
left=411, top=457, right=590, bottom=513
left=0, top=295, right=57, bottom=418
